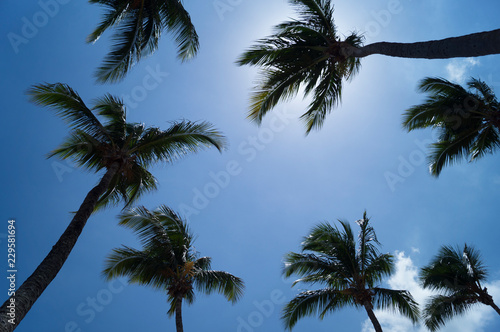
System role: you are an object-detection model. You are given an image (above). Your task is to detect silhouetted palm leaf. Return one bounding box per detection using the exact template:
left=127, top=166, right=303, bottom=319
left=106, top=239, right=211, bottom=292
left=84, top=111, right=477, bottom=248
left=403, top=77, right=500, bottom=176
left=89, top=0, right=199, bottom=83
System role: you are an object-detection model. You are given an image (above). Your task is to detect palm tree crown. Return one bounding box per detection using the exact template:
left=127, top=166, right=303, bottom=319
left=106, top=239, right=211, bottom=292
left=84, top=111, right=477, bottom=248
left=237, top=0, right=362, bottom=133
left=88, top=0, right=199, bottom=83
left=420, top=244, right=500, bottom=331
left=103, top=205, right=245, bottom=332
left=29, top=82, right=225, bottom=210
left=282, top=212, right=419, bottom=332
left=402, top=77, right=500, bottom=176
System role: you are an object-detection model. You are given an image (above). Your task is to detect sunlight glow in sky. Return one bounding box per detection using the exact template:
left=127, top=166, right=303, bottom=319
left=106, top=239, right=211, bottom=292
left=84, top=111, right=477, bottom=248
left=1, top=0, right=500, bottom=331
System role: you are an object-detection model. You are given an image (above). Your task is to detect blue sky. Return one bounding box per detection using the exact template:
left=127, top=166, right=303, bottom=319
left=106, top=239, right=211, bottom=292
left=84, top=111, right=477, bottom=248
left=1, top=0, right=500, bottom=331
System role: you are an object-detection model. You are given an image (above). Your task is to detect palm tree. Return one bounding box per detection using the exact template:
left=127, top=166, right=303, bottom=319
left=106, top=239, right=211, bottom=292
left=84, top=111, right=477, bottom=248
left=420, top=244, right=500, bottom=331
left=103, top=205, right=244, bottom=332
left=0, top=83, right=226, bottom=331
left=237, top=0, right=500, bottom=133
left=88, top=0, right=199, bottom=83
left=402, top=77, right=500, bottom=176
left=282, top=212, right=419, bottom=332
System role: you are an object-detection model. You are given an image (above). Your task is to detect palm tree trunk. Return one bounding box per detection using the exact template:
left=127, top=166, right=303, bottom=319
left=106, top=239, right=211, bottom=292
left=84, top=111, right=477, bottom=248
left=347, top=29, right=500, bottom=59
left=490, top=302, right=500, bottom=316
left=175, top=297, right=183, bottom=332
left=0, top=163, right=120, bottom=332
left=364, top=302, right=383, bottom=332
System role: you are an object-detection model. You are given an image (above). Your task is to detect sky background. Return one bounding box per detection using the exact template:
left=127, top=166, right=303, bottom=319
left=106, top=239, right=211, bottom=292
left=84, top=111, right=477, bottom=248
left=1, top=0, right=500, bottom=331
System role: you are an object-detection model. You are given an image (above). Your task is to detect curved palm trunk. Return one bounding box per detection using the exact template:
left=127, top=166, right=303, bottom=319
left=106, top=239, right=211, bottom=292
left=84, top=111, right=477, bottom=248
left=175, top=297, right=184, bottom=332
left=347, top=29, right=500, bottom=59
left=364, top=302, right=383, bottom=332
left=491, top=302, right=500, bottom=316
left=478, top=287, right=500, bottom=316
left=0, top=163, right=119, bottom=331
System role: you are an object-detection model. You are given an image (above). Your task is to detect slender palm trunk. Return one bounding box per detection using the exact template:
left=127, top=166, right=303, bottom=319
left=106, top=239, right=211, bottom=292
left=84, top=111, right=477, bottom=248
left=364, top=302, right=383, bottom=332
left=479, top=287, right=500, bottom=316
left=491, top=302, right=500, bottom=316
left=0, top=163, right=119, bottom=332
left=175, top=297, right=183, bottom=332
left=347, top=29, right=500, bottom=59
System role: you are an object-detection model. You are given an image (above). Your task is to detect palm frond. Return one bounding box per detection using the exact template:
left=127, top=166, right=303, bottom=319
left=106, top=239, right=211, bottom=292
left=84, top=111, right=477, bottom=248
left=193, top=270, right=245, bottom=303
left=468, top=78, right=497, bottom=104
left=403, top=76, right=500, bottom=175
left=373, top=287, right=420, bottom=324
left=28, top=83, right=109, bottom=140
left=470, top=125, right=500, bottom=160
left=90, top=0, right=197, bottom=83
left=86, top=1, right=131, bottom=43
left=92, top=157, right=159, bottom=211
left=428, top=127, right=483, bottom=176
left=94, top=1, right=160, bottom=83
left=102, top=245, right=170, bottom=289
left=131, top=120, right=227, bottom=165
left=282, top=289, right=349, bottom=330
left=364, top=253, right=394, bottom=286
left=283, top=252, right=350, bottom=289
left=356, top=211, right=381, bottom=274
left=161, top=0, right=199, bottom=61
left=118, top=205, right=186, bottom=249
left=423, top=294, right=475, bottom=331
left=48, top=130, right=104, bottom=171
left=287, top=0, right=336, bottom=38
left=300, top=61, right=342, bottom=133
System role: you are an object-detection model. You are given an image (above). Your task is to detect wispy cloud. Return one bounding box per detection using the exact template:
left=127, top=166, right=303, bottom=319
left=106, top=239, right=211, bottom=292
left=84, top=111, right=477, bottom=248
left=446, top=58, right=480, bottom=84
left=361, top=251, right=500, bottom=332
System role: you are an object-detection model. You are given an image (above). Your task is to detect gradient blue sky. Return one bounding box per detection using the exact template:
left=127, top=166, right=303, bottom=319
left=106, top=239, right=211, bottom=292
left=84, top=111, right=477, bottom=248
left=1, top=0, right=500, bottom=331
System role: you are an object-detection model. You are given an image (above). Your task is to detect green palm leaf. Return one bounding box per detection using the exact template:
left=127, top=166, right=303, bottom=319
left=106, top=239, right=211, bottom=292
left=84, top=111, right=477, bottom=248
left=373, top=288, right=420, bottom=323
left=423, top=294, right=474, bottom=331
left=193, top=270, right=244, bottom=303
left=403, top=76, right=500, bottom=176
left=89, top=0, right=198, bottom=83
left=27, top=83, right=110, bottom=141
left=282, top=289, right=350, bottom=330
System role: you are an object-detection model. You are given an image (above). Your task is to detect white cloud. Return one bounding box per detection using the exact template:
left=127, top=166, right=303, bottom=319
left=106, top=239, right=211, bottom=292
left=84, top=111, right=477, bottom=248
left=361, top=252, right=500, bottom=332
left=446, top=58, right=480, bottom=84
